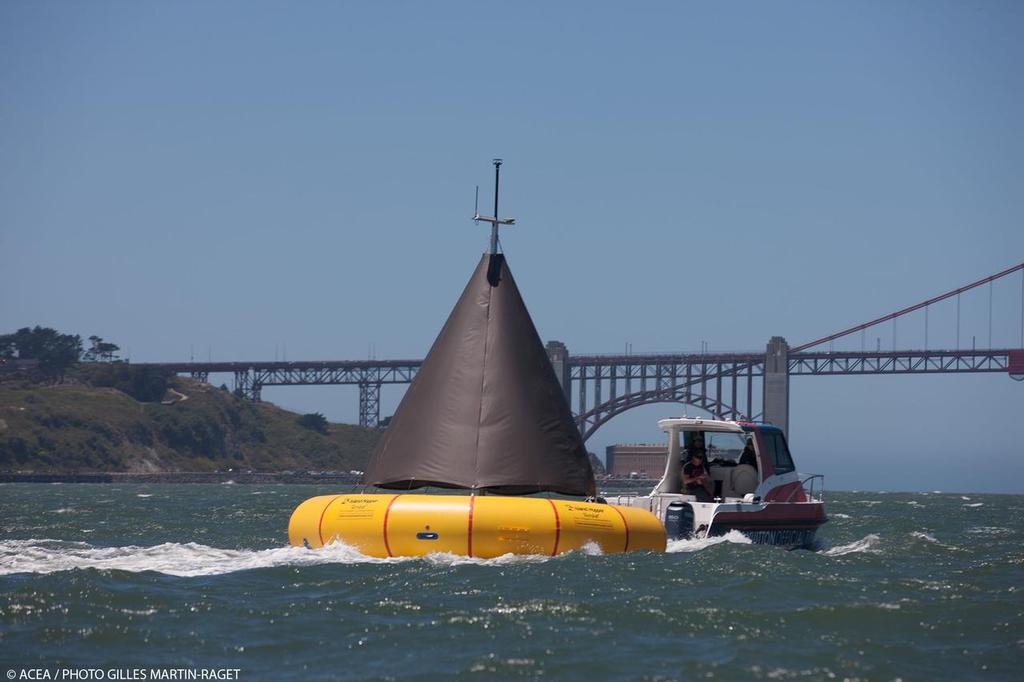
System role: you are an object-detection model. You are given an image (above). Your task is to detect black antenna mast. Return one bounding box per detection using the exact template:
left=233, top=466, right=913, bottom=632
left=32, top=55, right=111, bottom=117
left=473, top=159, right=515, bottom=255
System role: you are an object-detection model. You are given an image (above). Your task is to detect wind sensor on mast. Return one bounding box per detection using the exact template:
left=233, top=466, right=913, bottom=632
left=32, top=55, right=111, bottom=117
left=474, top=159, right=516, bottom=255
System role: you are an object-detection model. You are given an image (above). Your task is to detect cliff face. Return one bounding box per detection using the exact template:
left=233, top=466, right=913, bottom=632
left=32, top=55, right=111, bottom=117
left=0, top=377, right=380, bottom=473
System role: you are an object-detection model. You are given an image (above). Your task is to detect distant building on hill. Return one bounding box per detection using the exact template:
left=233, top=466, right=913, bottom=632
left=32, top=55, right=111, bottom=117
left=605, top=444, right=667, bottom=478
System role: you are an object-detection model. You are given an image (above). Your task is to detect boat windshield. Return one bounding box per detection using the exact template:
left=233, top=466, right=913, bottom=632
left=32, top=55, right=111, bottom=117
left=701, top=431, right=751, bottom=464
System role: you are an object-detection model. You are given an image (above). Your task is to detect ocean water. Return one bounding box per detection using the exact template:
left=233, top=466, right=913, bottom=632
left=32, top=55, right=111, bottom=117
left=1, top=484, right=1021, bottom=681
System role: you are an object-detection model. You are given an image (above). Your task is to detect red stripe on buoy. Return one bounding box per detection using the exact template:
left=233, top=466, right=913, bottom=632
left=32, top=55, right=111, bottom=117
left=547, top=499, right=561, bottom=556
left=467, top=495, right=476, bottom=557
left=317, top=495, right=344, bottom=547
left=610, top=505, right=630, bottom=553
left=382, top=494, right=400, bottom=558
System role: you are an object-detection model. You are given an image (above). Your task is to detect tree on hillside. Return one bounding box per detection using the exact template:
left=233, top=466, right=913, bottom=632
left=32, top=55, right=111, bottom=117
left=83, top=335, right=121, bottom=362
left=296, top=412, right=329, bottom=434
left=0, top=327, right=82, bottom=380
left=85, top=364, right=169, bottom=402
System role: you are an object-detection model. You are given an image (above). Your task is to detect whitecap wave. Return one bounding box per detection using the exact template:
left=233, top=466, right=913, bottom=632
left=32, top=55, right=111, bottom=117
left=963, top=502, right=984, bottom=508
left=967, top=526, right=1010, bottom=536
left=830, top=513, right=852, bottom=519
left=820, top=534, right=881, bottom=556
left=0, top=538, right=572, bottom=576
left=666, top=530, right=752, bottom=553
left=910, top=531, right=963, bottom=552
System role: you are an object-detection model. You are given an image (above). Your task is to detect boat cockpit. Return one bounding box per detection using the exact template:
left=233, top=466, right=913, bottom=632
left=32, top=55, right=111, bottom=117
left=607, top=416, right=825, bottom=547
left=652, top=418, right=764, bottom=502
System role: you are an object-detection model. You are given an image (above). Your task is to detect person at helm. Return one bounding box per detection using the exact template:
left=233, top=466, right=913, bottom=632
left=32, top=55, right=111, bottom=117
left=682, top=448, right=713, bottom=502
left=739, top=438, right=758, bottom=470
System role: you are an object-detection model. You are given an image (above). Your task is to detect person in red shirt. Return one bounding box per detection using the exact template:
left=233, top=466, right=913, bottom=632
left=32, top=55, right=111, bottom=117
left=682, top=450, right=713, bottom=502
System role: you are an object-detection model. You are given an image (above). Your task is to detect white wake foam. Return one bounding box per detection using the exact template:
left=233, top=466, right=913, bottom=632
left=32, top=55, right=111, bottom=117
left=0, top=538, right=390, bottom=576
left=821, top=534, right=881, bottom=556
left=419, top=550, right=557, bottom=567
left=0, top=538, right=574, bottom=576
left=666, top=530, right=752, bottom=553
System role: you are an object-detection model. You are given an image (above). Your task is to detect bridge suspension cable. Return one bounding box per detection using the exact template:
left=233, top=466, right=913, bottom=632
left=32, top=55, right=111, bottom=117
left=791, top=261, right=1024, bottom=353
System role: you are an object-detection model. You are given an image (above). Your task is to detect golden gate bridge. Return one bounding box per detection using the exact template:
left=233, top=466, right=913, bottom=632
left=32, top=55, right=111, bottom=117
left=137, top=262, right=1024, bottom=440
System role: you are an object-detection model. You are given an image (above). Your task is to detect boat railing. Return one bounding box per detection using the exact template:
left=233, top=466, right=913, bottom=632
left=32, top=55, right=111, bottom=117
left=602, top=491, right=640, bottom=503
left=794, top=473, right=825, bottom=503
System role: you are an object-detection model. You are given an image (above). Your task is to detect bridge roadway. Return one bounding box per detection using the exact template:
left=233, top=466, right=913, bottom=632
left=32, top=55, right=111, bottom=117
left=134, top=342, right=1022, bottom=440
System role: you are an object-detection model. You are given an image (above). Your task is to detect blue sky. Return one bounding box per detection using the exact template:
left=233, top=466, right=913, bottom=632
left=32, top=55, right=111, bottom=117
left=2, top=1, right=1022, bottom=492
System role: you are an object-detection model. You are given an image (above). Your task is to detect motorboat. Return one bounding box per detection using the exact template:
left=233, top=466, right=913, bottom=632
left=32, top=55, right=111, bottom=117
left=606, top=417, right=827, bottom=548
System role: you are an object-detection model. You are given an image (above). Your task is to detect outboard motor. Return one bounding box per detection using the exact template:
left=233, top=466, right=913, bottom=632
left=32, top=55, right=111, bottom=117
left=664, top=501, right=695, bottom=540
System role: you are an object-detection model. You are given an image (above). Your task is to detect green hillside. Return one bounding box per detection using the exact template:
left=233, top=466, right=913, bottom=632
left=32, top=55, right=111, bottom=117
left=0, top=376, right=381, bottom=474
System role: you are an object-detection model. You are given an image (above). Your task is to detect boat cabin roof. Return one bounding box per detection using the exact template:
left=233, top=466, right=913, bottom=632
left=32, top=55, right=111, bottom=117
left=657, top=417, right=752, bottom=434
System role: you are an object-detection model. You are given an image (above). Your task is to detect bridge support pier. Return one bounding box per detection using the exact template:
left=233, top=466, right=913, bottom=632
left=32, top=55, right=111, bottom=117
left=359, top=382, right=381, bottom=429
left=763, top=336, right=790, bottom=435
left=233, top=369, right=261, bottom=401
left=545, top=341, right=572, bottom=405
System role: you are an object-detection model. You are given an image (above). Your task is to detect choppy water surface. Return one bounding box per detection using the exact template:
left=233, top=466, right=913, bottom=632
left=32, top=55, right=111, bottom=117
left=1, top=484, right=1021, bottom=680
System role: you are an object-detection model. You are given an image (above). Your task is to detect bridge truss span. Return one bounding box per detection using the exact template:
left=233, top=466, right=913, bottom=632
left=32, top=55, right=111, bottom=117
left=789, top=349, right=1016, bottom=376
left=247, top=362, right=421, bottom=393
left=134, top=359, right=422, bottom=428
left=241, top=361, right=422, bottom=427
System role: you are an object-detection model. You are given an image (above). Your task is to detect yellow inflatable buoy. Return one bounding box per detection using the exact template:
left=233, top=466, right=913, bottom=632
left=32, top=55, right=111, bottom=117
left=289, top=494, right=666, bottom=558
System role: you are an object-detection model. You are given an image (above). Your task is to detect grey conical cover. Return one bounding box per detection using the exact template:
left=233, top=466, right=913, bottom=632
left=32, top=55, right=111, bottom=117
left=362, top=253, right=595, bottom=496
